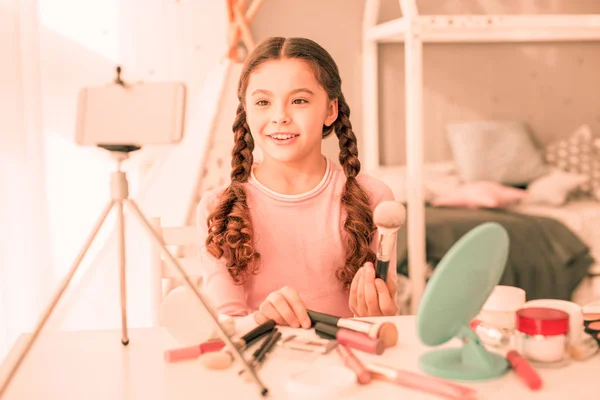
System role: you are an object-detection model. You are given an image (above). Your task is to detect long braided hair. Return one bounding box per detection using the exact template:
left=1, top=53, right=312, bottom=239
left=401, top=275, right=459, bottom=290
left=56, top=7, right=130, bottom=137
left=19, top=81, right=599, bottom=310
left=205, top=37, right=376, bottom=290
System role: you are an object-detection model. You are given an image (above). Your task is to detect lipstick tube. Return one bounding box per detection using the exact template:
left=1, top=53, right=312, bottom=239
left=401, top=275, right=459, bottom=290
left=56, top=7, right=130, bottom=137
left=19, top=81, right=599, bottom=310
left=506, top=350, right=542, bottom=391
left=164, top=339, right=225, bottom=363
left=314, top=322, right=385, bottom=355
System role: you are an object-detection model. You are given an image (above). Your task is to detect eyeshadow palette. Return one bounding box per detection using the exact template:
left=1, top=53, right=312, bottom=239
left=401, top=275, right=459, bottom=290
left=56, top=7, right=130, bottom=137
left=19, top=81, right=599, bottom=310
left=582, top=312, right=600, bottom=347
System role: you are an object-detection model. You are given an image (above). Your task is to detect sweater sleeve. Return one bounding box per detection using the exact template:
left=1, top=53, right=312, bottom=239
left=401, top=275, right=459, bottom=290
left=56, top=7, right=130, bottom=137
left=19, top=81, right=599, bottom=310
left=196, top=190, right=252, bottom=317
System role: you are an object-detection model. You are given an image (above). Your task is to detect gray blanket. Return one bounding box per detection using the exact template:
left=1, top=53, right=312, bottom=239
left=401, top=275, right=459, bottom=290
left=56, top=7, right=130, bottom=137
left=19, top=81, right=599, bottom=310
left=395, top=206, right=594, bottom=300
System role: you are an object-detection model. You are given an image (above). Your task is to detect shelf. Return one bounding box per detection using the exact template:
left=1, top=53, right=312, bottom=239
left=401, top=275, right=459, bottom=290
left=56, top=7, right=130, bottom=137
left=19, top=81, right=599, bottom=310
left=365, top=14, right=600, bottom=43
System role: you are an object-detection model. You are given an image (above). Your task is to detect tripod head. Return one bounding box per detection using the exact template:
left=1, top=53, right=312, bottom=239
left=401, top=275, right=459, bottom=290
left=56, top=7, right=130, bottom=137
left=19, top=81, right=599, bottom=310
left=98, top=144, right=141, bottom=153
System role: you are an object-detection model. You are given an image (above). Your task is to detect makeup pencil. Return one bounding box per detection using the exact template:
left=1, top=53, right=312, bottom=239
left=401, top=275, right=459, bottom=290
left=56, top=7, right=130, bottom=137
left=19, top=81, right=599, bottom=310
left=251, top=329, right=282, bottom=368
left=239, top=329, right=282, bottom=380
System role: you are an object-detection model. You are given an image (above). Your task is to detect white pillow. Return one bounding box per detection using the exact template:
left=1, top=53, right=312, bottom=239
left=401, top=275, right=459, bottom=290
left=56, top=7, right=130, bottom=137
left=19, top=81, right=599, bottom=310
left=447, top=120, right=548, bottom=185
left=523, top=168, right=590, bottom=206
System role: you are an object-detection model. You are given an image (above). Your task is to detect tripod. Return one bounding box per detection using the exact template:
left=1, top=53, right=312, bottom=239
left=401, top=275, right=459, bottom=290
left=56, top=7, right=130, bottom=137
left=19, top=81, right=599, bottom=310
left=0, top=148, right=269, bottom=397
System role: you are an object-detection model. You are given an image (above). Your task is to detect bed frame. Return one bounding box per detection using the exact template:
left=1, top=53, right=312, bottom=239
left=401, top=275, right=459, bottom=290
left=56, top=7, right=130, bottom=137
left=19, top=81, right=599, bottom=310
left=362, top=0, right=600, bottom=313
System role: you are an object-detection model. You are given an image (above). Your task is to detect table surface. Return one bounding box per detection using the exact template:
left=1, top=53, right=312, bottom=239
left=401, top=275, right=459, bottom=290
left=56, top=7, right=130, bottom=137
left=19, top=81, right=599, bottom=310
left=0, top=316, right=599, bottom=399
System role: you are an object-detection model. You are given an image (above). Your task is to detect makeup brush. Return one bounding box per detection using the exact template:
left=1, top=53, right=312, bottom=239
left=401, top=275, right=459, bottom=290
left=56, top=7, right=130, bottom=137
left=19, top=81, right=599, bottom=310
left=307, top=309, right=398, bottom=348
left=373, top=201, right=406, bottom=281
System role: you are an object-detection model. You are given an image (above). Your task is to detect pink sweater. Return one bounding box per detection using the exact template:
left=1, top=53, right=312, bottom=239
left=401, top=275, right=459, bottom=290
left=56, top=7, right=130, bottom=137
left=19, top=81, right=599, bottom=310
left=195, top=157, right=397, bottom=319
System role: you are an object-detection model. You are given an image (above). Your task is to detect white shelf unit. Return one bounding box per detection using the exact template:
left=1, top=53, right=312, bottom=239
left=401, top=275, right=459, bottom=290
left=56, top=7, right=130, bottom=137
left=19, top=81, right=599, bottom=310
left=362, top=0, right=600, bottom=313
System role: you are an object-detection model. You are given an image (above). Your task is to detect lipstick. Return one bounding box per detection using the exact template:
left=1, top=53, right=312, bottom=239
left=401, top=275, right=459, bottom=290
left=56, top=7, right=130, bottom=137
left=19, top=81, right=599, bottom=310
left=506, top=350, right=542, bottom=390
left=164, top=339, right=225, bottom=363
left=314, top=322, right=385, bottom=355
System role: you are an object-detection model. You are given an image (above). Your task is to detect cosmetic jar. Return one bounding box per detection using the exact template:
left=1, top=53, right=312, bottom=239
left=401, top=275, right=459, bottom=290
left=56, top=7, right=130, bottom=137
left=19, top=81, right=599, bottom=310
left=515, top=307, right=570, bottom=367
left=160, top=286, right=235, bottom=345
left=522, top=299, right=583, bottom=346
left=478, top=285, right=526, bottom=330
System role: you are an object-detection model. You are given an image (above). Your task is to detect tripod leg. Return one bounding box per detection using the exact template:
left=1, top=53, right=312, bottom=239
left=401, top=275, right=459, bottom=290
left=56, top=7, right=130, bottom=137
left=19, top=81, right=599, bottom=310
left=116, top=200, right=129, bottom=345
left=124, top=199, right=269, bottom=397
left=0, top=200, right=115, bottom=397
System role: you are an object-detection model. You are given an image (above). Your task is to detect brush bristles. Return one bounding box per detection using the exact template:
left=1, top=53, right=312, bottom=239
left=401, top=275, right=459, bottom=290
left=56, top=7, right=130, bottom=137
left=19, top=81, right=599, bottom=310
left=373, top=201, right=406, bottom=230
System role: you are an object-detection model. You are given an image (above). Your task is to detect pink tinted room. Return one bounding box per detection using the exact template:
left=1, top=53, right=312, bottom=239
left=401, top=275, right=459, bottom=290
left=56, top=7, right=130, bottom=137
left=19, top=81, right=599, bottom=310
left=2, top=1, right=600, bottom=399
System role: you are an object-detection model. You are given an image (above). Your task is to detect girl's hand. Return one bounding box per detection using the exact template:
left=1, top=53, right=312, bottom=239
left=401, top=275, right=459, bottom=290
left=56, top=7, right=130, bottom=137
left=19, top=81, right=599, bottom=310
left=253, top=286, right=312, bottom=328
left=349, top=262, right=398, bottom=317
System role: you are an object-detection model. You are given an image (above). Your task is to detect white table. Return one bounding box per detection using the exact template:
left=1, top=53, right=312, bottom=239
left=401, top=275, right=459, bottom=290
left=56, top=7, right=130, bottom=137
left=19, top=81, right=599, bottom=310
left=0, top=316, right=599, bottom=399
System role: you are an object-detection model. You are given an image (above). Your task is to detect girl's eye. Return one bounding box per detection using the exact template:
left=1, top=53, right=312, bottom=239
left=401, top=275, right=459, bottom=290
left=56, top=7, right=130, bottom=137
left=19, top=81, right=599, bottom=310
left=293, top=98, right=308, bottom=104
left=256, top=100, right=269, bottom=106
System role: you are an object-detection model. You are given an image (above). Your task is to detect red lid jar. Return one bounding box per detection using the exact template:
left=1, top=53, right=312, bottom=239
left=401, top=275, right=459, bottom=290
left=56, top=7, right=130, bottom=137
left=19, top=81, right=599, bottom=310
left=516, top=307, right=569, bottom=336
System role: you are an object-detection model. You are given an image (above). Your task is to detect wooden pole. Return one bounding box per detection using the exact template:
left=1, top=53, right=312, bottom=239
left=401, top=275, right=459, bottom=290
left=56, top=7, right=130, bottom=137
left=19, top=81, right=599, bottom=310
left=362, top=0, right=380, bottom=174
left=400, top=0, right=426, bottom=314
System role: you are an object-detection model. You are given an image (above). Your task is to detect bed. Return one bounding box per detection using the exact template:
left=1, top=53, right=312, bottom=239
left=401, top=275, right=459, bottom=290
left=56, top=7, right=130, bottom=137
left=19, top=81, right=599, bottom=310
left=394, top=202, right=598, bottom=301
left=361, top=0, right=600, bottom=311
left=373, top=161, right=600, bottom=305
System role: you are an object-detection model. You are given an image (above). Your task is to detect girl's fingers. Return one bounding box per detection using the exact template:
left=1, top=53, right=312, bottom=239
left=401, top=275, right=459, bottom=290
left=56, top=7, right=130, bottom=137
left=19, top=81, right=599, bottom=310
left=268, top=291, right=300, bottom=328
left=281, top=286, right=311, bottom=329
left=349, top=267, right=362, bottom=315
left=356, top=270, right=367, bottom=316
left=258, top=300, right=286, bottom=326
left=375, top=279, right=397, bottom=316
left=363, top=264, right=382, bottom=316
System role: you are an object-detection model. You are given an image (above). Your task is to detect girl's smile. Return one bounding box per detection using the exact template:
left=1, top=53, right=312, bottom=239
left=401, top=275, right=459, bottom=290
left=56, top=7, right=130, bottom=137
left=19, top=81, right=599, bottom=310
left=266, top=132, right=300, bottom=145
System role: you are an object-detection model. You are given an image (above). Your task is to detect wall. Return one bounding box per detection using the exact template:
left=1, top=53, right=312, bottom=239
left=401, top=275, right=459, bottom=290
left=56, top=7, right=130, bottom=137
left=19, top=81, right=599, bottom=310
left=0, top=0, right=52, bottom=359
left=251, top=0, right=366, bottom=164
left=251, top=0, right=600, bottom=165
left=38, top=0, right=229, bottom=280
left=6, top=0, right=230, bottom=332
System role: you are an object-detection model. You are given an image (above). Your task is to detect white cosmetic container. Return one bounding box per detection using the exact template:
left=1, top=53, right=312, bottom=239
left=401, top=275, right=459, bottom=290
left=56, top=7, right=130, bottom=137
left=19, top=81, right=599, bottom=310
left=515, top=307, right=570, bottom=367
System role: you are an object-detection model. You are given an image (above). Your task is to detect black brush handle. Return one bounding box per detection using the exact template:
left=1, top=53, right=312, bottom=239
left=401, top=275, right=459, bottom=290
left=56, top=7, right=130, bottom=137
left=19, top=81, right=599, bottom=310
left=375, top=259, right=389, bottom=281
left=241, top=320, right=276, bottom=346
left=306, top=310, right=340, bottom=327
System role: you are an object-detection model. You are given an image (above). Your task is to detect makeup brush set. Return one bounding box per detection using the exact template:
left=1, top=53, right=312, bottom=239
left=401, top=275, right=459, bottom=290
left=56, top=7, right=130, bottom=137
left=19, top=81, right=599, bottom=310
left=163, top=309, right=397, bottom=364
left=162, top=308, right=479, bottom=399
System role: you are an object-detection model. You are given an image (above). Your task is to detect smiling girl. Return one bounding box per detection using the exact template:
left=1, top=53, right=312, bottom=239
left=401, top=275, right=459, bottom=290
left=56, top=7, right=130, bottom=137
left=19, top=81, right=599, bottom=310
left=196, top=37, right=398, bottom=328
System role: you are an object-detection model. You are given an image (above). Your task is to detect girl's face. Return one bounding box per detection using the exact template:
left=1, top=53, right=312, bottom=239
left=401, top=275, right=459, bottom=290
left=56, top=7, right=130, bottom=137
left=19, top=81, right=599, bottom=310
left=245, top=58, right=338, bottom=166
